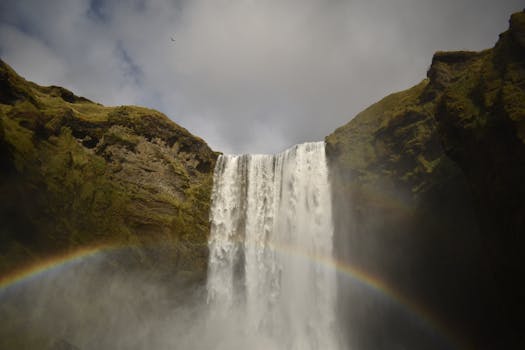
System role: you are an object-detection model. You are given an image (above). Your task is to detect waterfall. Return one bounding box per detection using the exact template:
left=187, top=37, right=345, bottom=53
left=207, top=142, right=340, bottom=350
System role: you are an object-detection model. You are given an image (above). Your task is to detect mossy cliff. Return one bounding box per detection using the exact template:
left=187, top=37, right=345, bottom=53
left=326, top=11, right=525, bottom=349
left=0, top=59, right=218, bottom=287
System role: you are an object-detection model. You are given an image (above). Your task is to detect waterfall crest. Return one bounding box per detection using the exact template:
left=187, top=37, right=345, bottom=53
left=207, top=141, right=340, bottom=350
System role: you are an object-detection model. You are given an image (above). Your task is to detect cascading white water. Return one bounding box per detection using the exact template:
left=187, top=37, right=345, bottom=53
left=207, top=141, right=341, bottom=350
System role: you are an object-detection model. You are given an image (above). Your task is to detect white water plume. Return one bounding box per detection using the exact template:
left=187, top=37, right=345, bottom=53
left=207, top=141, right=341, bottom=350
left=0, top=142, right=342, bottom=350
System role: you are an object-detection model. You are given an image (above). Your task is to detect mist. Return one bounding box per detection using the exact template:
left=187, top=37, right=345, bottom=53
left=0, top=249, right=288, bottom=350
left=1, top=2, right=523, bottom=349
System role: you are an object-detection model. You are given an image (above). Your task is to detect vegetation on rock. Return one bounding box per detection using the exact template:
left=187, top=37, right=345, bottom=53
left=0, top=59, right=218, bottom=286
left=326, top=10, right=525, bottom=349
left=1, top=9, right=524, bottom=350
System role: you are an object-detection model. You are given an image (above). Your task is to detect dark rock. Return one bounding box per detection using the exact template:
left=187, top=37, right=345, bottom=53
left=326, top=10, right=525, bottom=349
left=0, top=58, right=218, bottom=290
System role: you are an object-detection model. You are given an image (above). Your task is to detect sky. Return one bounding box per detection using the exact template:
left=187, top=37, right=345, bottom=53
left=0, top=0, right=522, bottom=154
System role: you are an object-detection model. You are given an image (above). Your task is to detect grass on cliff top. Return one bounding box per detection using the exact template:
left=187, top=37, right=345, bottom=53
left=328, top=79, right=429, bottom=143
left=326, top=79, right=430, bottom=170
left=0, top=59, right=208, bottom=146
left=0, top=59, right=216, bottom=282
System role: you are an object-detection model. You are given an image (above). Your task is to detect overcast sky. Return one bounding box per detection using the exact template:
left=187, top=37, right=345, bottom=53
left=0, top=0, right=522, bottom=154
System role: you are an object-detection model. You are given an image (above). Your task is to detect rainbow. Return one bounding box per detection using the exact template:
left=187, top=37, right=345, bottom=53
left=0, top=241, right=467, bottom=349
left=265, top=240, right=467, bottom=349
left=0, top=243, right=116, bottom=291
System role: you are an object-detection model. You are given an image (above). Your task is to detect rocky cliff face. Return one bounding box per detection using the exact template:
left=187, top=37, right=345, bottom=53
left=326, top=11, right=525, bottom=349
left=2, top=10, right=524, bottom=350
left=0, top=59, right=218, bottom=287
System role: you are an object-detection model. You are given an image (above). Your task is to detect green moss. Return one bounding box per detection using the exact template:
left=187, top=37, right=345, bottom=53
left=326, top=79, right=435, bottom=193
left=0, top=115, right=36, bottom=171
left=0, top=58, right=217, bottom=281
left=326, top=10, right=525, bottom=219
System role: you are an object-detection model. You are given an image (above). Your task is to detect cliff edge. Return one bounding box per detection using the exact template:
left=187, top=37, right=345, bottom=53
left=0, top=59, right=218, bottom=287
left=326, top=10, right=525, bottom=349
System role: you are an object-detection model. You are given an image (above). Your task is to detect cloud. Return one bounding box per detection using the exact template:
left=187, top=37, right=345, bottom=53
left=0, top=0, right=523, bottom=153
left=0, top=23, right=67, bottom=84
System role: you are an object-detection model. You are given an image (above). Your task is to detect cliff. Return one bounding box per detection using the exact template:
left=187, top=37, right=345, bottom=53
left=326, top=11, right=525, bottom=349
left=0, top=59, right=218, bottom=287
left=1, top=10, right=524, bottom=350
